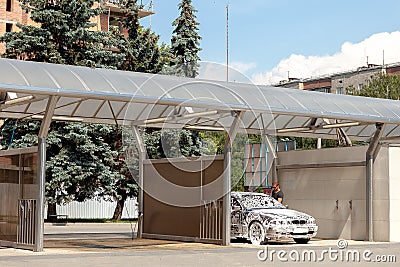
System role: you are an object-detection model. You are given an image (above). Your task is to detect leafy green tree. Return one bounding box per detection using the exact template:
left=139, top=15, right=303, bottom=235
left=168, top=0, right=202, bottom=78
left=348, top=73, right=400, bottom=100
left=290, top=137, right=338, bottom=150
left=0, top=0, right=123, bottom=68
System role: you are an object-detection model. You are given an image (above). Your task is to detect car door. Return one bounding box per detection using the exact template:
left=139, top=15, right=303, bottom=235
left=231, top=196, right=245, bottom=236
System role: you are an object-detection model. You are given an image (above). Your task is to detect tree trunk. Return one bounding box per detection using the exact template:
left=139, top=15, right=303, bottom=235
left=47, top=202, right=57, bottom=222
left=112, top=195, right=127, bottom=220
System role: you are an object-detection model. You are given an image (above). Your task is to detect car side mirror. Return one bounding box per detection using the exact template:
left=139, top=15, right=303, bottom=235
left=232, top=205, right=241, bottom=211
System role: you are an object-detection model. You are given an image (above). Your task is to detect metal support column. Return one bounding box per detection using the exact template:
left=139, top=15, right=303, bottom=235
left=132, top=126, right=146, bottom=238
left=222, top=111, right=243, bottom=246
left=35, top=137, right=46, bottom=252
left=366, top=122, right=384, bottom=242
left=34, top=96, right=58, bottom=252
left=262, top=132, right=278, bottom=184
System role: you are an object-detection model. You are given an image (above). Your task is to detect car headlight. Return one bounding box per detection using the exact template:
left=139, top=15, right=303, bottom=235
left=270, top=219, right=279, bottom=225
left=270, top=219, right=290, bottom=226
left=307, top=218, right=316, bottom=224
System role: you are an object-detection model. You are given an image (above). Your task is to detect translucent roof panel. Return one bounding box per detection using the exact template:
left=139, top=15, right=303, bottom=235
left=1, top=59, right=400, bottom=141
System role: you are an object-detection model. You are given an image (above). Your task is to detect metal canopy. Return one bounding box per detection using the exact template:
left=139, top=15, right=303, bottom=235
left=1, top=58, right=400, bottom=141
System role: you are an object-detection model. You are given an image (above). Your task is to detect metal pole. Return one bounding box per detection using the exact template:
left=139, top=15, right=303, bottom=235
left=132, top=126, right=146, bottom=238
left=34, top=137, right=46, bottom=252
left=34, top=96, right=58, bottom=252
left=226, top=2, right=229, bottom=82
left=365, top=122, right=384, bottom=241
left=366, top=153, right=373, bottom=241
left=222, top=111, right=243, bottom=245
left=222, top=145, right=231, bottom=245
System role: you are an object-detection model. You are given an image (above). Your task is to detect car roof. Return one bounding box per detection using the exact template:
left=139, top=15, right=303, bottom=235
left=231, top=191, right=271, bottom=197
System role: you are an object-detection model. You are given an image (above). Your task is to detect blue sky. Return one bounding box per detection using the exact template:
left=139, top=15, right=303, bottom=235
left=139, top=0, right=400, bottom=84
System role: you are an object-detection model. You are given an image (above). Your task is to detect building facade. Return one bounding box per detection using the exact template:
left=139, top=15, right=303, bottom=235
left=0, top=0, right=154, bottom=53
left=276, top=63, right=400, bottom=94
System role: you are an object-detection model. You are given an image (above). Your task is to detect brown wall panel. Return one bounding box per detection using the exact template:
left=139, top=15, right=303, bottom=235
left=143, top=193, right=200, bottom=237
left=142, top=156, right=224, bottom=239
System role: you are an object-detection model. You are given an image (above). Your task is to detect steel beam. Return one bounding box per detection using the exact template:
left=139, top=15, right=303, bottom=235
left=38, top=96, right=59, bottom=138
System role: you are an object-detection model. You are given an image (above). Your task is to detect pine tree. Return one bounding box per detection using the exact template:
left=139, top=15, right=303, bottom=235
left=0, top=0, right=124, bottom=218
left=0, top=120, right=122, bottom=218
left=169, top=0, right=201, bottom=78
left=144, top=129, right=205, bottom=159
left=113, top=0, right=164, bottom=73
left=0, top=0, right=123, bottom=68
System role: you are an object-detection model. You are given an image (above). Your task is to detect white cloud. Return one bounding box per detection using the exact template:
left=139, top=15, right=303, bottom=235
left=230, top=61, right=257, bottom=73
left=252, top=31, right=400, bottom=85
left=198, top=61, right=256, bottom=83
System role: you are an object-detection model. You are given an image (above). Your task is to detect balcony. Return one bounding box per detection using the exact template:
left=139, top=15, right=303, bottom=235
left=101, top=0, right=154, bottom=18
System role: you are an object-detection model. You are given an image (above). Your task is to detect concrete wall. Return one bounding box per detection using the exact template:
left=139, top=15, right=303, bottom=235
left=372, top=146, right=389, bottom=241
left=277, top=145, right=398, bottom=241
left=389, top=146, right=400, bottom=241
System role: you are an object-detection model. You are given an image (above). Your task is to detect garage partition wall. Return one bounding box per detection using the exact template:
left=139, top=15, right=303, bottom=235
left=142, top=156, right=225, bottom=244
left=0, top=147, right=38, bottom=249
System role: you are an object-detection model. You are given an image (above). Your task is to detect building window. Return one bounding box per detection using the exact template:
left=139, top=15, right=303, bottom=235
left=312, top=87, right=331, bottom=93
left=358, top=83, right=363, bottom=90
left=6, top=23, right=13, bottom=32
left=337, top=87, right=344, bottom=94
left=6, top=0, right=12, bottom=12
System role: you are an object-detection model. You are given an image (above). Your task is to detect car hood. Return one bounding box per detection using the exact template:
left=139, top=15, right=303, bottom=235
left=248, top=208, right=313, bottom=219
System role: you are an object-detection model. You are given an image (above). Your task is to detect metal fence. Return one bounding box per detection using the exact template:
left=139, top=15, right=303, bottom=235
left=17, top=199, right=36, bottom=246
left=54, top=198, right=138, bottom=219
left=200, top=200, right=223, bottom=242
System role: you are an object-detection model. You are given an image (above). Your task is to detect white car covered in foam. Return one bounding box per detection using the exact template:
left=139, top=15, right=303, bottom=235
left=231, top=192, right=318, bottom=245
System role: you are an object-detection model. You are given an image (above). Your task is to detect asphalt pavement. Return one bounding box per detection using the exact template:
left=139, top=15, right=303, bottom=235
left=0, top=223, right=399, bottom=267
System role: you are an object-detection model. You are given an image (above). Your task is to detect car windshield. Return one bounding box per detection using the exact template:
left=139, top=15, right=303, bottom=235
left=239, top=194, right=286, bottom=209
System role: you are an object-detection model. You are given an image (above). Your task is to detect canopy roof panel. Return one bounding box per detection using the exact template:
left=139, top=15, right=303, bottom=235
left=1, top=59, right=400, bottom=141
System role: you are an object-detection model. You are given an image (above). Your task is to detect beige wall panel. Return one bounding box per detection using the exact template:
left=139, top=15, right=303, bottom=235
left=389, top=146, right=400, bottom=241
left=278, top=146, right=367, bottom=166
left=373, top=220, right=390, bottom=242
left=278, top=146, right=369, bottom=240
left=278, top=145, right=400, bottom=241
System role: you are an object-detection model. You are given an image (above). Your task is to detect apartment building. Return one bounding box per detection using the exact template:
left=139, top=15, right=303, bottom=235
left=276, top=63, right=400, bottom=94
left=0, top=0, right=154, bottom=53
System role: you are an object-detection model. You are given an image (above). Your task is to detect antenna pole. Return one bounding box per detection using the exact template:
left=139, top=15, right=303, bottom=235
left=149, top=0, right=153, bottom=30
left=226, top=2, right=229, bottom=82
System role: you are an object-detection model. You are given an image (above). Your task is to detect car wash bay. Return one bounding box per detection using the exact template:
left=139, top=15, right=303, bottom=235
left=1, top=59, right=400, bottom=251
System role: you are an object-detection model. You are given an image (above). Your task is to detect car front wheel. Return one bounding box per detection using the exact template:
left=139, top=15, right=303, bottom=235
left=294, top=238, right=310, bottom=244
left=249, top=221, right=266, bottom=245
